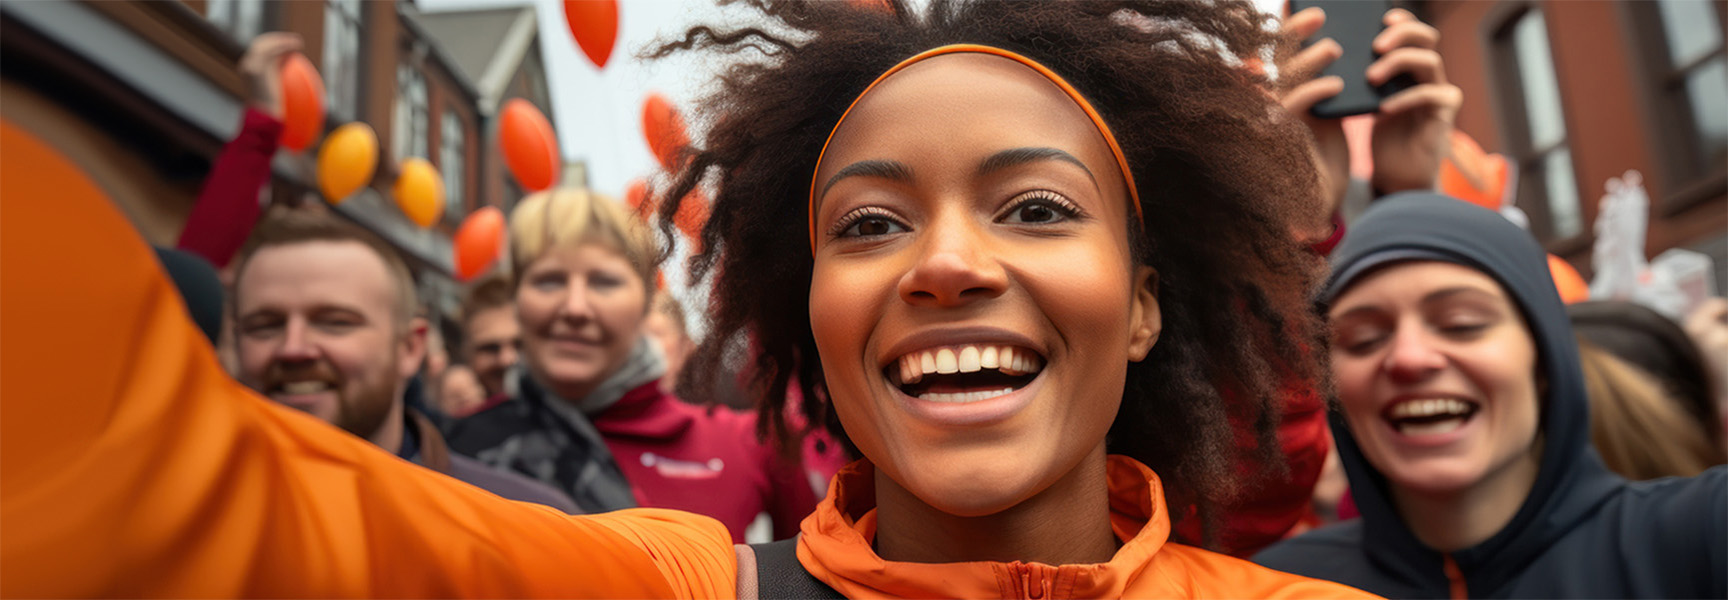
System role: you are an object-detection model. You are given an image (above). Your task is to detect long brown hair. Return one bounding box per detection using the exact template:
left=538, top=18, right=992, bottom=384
left=1578, top=340, right=1726, bottom=480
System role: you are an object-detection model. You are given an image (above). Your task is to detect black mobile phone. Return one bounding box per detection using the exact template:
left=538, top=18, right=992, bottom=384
left=1289, top=0, right=1416, bottom=119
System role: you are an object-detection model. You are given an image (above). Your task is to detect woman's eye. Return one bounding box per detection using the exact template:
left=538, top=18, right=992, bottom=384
left=1333, top=326, right=1387, bottom=355
left=530, top=274, right=565, bottom=291
left=591, top=273, right=624, bottom=290
left=829, top=206, right=908, bottom=240
left=1000, top=191, right=1081, bottom=225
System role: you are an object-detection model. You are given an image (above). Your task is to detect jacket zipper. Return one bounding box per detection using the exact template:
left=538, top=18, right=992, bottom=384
left=1441, top=554, right=1467, bottom=600
left=1009, top=563, right=1050, bottom=599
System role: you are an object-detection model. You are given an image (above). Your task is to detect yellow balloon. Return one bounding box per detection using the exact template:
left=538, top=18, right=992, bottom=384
left=393, top=157, right=444, bottom=228
left=316, top=122, right=378, bottom=204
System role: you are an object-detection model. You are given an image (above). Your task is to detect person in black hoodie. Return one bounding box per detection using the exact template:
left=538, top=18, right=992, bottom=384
left=1256, top=194, right=1726, bottom=598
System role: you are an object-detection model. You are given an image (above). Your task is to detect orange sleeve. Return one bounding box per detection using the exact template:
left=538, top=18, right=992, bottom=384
left=0, top=122, right=737, bottom=599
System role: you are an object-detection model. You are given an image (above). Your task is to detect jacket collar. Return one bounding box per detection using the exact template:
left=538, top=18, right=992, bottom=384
left=797, top=455, right=1173, bottom=599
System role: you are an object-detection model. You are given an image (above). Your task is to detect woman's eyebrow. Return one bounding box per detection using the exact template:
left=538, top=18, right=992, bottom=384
left=820, top=159, right=915, bottom=199
left=976, top=147, right=1097, bottom=187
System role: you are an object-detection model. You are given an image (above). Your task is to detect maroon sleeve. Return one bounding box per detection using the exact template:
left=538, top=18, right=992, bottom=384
left=176, top=107, right=282, bottom=268
left=765, top=439, right=821, bottom=541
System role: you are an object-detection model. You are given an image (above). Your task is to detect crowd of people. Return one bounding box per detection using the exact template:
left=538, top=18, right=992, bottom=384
left=2, top=1, right=1724, bottom=598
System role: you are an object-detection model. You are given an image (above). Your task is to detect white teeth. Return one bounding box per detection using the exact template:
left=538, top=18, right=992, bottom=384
left=980, top=346, right=999, bottom=369
left=919, top=388, right=1015, bottom=403
left=935, top=348, right=958, bottom=374
left=1388, top=398, right=1472, bottom=419
left=281, top=381, right=331, bottom=395
left=899, top=355, right=923, bottom=385
left=957, top=346, right=981, bottom=373
left=891, top=345, right=1047, bottom=384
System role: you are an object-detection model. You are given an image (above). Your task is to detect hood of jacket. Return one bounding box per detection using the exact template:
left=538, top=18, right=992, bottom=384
left=796, top=456, right=1372, bottom=599
left=1320, top=194, right=1625, bottom=594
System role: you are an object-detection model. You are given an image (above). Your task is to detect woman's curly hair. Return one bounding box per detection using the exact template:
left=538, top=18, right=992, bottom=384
left=651, top=0, right=1330, bottom=546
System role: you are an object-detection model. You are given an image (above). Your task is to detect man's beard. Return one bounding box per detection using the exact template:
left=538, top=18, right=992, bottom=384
left=330, top=370, right=398, bottom=442
left=256, top=356, right=400, bottom=444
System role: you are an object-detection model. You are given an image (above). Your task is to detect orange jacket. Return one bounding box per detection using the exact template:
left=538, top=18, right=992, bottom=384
left=0, top=121, right=1371, bottom=599
left=0, top=122, right=732, bottom=599
left=798, top=457, right=1373, bottom=599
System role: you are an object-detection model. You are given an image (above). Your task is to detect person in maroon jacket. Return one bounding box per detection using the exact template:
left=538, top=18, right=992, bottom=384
left=177, top=32, right=302, bottom=269
left=445, top=188, right=820, bottom=543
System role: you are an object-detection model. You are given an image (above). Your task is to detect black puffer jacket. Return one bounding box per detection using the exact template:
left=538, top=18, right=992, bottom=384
left=1255, top=195, right=1726, bottom=599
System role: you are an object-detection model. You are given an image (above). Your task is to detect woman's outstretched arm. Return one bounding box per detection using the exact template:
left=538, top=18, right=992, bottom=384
left=0, top=123, right=737, bottom=599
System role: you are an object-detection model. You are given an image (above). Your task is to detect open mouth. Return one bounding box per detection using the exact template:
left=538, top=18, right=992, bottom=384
left=1383, top=398, right=1480, bottom=436
left=886, top=344, right=1045, bottom=402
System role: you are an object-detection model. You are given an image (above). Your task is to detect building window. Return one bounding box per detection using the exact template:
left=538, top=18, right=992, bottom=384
left=207, top=0, right=267, bottom=42
left=441, top=111, right=466, bottom=220
left=322, top=0, right=364, bottom=120
left=1629, top=0, right=1728, bottom=211
left=1492, top=7, right=1582, bottom=242
left=393, top=64, right=428, bottom=162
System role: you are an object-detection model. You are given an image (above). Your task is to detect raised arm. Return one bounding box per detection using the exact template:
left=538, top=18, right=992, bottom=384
left=0, top=123, right=736, bottom=599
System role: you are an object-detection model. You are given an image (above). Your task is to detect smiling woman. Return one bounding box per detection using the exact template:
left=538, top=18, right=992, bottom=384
left=4, top=1, right=1372, bottom=598
left=1255, top=195, right=1726, bottom=599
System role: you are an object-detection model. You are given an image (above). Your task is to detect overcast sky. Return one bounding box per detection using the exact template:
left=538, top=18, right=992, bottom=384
left=417, top=0, right=1286, bottom=201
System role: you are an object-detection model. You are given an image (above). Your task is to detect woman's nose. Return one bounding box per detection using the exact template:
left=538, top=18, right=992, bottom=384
left=897, top=211, right=1008, bottom=308
left=1382, top=327, right=1447, bottom=384
left=557, top=278, right=595, bottom=322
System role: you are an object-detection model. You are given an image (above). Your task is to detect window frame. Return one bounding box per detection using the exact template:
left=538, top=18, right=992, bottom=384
left=393, top=61, right=429, bottom=163
left=321, top=0, right=365, bottom=122
left=1481, top=0, right=1587, bottom=249
left=1618, top=0, right=1728, bottom=216
left=205, top=0, right=275, bottom=43
left=439, top=109, right=467, bottom=221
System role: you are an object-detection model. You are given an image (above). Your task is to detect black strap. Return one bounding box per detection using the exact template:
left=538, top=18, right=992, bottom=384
left=751, top=537, right=844, bottom=599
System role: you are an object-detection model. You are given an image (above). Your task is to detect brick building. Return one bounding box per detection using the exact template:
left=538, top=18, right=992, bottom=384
left=1414, top=0, right=1726, bottom=283
left=0, top=0, right=557, bottom=313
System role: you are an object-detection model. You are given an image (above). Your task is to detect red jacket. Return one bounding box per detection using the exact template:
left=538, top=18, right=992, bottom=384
left=597, top=382, right=821, bottom=542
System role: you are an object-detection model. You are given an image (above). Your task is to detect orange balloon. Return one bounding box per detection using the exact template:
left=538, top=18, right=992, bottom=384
left=393, top=158, right=444, bottom=229
left=316, top=122, right=377, bottom=204
left=642, top=93, right=690, bottom=171
left=454, top=206, right=505, bottom=281
left=1549, top=253, right=1590, bottom=304
left=279, top=54, right=326, bottom=152
left=564, top=0, right=619, bottom=69
left=624, top=178, right=651, bottom=216
left=672, top=190, right=710, bottom=242
left=500, top=99, right=560, bottom=192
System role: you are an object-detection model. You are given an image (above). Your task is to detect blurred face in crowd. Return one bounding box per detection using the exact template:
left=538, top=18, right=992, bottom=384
left=234, top=241, right=425, bottom=443
left=437, top=364, right=487, bottom=418
left=1328, top=261, right=1542, bottom=497
left=463, top=304, right=521, bottom=398
left=806, top=54, right=1161, bottom=518
left=515, top=243, right=651, bottom=401
left=643, top=298, right=692, bottom=391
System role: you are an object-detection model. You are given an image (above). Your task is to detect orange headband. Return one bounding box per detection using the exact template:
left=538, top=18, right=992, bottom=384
left=808, top=44, right=1142, bottom=251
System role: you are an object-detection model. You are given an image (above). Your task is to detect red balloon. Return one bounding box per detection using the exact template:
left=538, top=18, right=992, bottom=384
left=1548, top=254, right=1589, bottom=304
left=500, top=99, right=560, bottom=192
left=849, top=0, right=893, bottom=12
left=672, top=191, right=709, bottom=242
left=454, top=206, right=506, bottom=281
left=624, top=178, right=650, bottom=216
left=642, top=93, right=690, bottom=171
left=279, top=54, right=326, bottom=152
left=564, top=0, right=619, bottom=69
